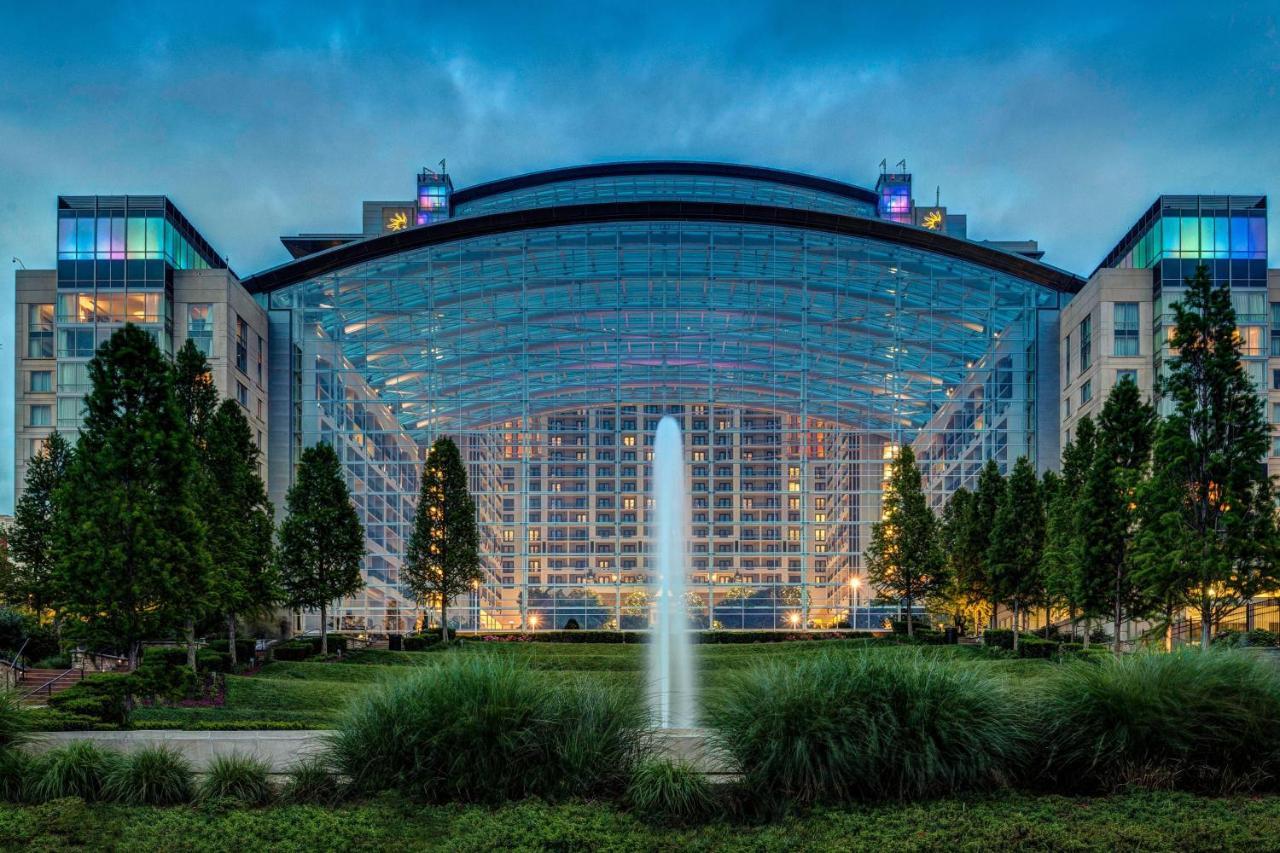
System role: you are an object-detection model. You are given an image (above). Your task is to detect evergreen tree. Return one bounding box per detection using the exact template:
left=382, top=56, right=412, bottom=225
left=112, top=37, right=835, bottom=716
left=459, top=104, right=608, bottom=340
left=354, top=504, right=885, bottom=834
left=972, top=459, right=1005, bottom=628
left=276, top=443, right=365, bottom=655
left=51, top=325, right=210, bottom=669
left=8, top=432, right=73, bottom=620
left=1037, top=469, right=1065, bottom=638
left=1133, top=265, right=1279, bottom=648
left=938, top=488, right=987, bottom=633
left=172, top=339, right=222, bottom=667
left=866, top=446, right=945, bottom=636
left=205, top=400, right=277, bottom=665
left=1081, top=377, right=1156, bottom=653
left=404, top=437, right=482, bottom=644
left=987, top=456, right=1045, bottom=650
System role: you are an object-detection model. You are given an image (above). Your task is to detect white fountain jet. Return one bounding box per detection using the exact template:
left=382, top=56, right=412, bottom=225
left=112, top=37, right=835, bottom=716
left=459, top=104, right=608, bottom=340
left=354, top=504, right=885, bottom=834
left=648, top=415, right=697, bottom=729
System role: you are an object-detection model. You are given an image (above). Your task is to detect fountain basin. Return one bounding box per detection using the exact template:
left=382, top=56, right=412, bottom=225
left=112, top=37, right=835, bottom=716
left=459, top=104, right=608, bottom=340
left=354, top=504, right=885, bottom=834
left=650, top=727, right=734, bottom=779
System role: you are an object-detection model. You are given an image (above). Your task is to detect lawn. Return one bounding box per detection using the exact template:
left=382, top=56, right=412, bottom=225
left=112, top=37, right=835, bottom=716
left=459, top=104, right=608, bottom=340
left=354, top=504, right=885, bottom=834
left=129, top=640, right=1053, bottom=730
left=2, top=791, right=1278, bottom=852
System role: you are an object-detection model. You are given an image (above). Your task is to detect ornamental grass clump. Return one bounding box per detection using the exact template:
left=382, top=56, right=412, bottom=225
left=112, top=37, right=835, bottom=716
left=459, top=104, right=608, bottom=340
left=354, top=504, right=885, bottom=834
left=197, top=753, right=273, bottom=806
left=102, top=746, right=194, bottom=805
left=706, top=650, right=1026, bottom=805
left=327, top=654, right=648, bottom=803
left=279, top=756, right=344, bottom=806
left=1035, top=648, right=1280, bottom=793
left=626, top=758, right=718, bottom=825
left=29, top=741, right=119, bottom=802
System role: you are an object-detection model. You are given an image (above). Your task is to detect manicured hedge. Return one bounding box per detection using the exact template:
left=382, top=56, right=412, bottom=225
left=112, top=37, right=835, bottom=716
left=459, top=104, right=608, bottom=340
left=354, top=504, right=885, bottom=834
left=205, top=639, right=257, bottom=661
left=270, top=636, right=349, bottom=661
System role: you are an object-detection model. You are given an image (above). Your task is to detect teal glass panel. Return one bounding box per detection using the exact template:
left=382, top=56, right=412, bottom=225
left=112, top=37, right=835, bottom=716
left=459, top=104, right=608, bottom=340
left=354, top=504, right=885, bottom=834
left=1180, top=217, right=1199, bottom=257
left=126, top=217, right=145, bottom=257
left=1161, top=217, right=1178, bottom=256
left=1200, top=218, right=1215, bottom=257
left=1213, top=215, right=1230, bottom=256
left=111, top=218, right=125, bottom=259
left=76, top=217, right=94, bottom=257
left=145, top=217, right=163, bottom=259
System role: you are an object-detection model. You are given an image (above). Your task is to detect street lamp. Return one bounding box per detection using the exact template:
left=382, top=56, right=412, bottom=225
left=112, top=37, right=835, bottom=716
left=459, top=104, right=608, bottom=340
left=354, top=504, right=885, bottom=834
left=528, top=613, right=540, bottom=633
left=787, top=611, right=801, bottom=629
left=849, top=576, right=861, bottom=629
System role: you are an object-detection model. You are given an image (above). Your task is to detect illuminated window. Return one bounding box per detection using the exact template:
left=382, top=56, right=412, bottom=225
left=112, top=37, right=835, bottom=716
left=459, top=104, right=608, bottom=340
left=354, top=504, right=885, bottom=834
left=27, top=304, right=53, bottom=358
left=188, top=304, right=213, bottom=356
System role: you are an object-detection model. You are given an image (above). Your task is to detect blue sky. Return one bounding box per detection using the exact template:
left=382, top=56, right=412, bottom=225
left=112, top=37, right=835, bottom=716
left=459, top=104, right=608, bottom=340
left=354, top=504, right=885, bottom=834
left=2, top=1, right=1278, bottom=508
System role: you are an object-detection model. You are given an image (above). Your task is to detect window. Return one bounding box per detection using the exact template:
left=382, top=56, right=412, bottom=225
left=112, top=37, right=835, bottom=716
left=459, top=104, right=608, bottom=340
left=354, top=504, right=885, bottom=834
left=1064, top=333, right=1071, bottom=381
left=57, top=328, right=96, bottom=358
left=1113, top=302, right=1139, bottom=356
left=28, top=371, right=51, bottom=393
left=1116, top=369, right=1138, bottom=386
left=256, top=335, right=264, bottom=383
left=27, top=304, right=53, bottom=358
left=1273, top=436, right=1280, bottom=457
left=57, top=398, right=83, bottom=428
left=236, top=380, right=249, bottom=408
left=28, top=404, right=51, bottom=427
left=1273, top=369, right=1280, bottom=391
left=1079, top=315, right=1092, bottom=371
left=1081, top=379, right=1092, bottom=404
left=235, top=315, right=248, bottom=373
left=1063, top=397, right=1072, bottom=419
left=1272, top=403, right=1280, bottom=423
left=187, top=304, right=213, bottom=356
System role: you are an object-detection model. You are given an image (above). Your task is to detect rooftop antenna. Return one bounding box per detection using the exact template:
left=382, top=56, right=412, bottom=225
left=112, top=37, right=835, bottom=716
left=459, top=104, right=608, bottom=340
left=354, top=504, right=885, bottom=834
left=879, top=159, right=887, bottom=175
left=11, top=257, right=25, bottom=269
left=439, top=158, right=446, bottom=174
left=895, top=159, right=907, bottom=173
left=935, top=186, right=941, bottom=207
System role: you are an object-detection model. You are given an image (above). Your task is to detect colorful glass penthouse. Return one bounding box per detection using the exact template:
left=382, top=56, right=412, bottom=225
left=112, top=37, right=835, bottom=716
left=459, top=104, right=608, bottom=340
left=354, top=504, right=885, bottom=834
left=242, top=162, right=1082, bottom=633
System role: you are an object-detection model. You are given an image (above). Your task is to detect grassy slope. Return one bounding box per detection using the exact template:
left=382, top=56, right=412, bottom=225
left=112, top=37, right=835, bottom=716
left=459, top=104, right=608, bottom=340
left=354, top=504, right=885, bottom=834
left=1, top=792, right=1278, bottom=852
left=130, top=641, right=1052, bottom=729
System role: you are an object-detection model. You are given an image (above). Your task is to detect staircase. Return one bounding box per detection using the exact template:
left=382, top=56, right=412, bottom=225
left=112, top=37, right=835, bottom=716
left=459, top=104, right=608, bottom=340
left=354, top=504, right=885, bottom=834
left=19, top=668, right=83, bottom=706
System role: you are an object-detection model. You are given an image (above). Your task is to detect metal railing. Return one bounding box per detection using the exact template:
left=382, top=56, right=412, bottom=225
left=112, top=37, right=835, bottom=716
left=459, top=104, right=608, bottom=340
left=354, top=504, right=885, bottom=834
left=1170, top=598, right=1280, bottom=647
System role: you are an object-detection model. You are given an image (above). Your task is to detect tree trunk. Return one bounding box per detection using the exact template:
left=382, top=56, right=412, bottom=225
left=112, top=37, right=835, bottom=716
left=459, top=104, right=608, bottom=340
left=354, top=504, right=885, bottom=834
left=320, top=603, right=329, bottom=656
left=441, top=598, right=450, bottom=645
left=185, top=619, right=197, bottom=671
left=1113, top=576, right=1123, bottom=655
left=1044, top=605, right=1052, bottom=639
left=990, top=599, right=998, bottom=631
left=905, top=594, right=914, bottom=636
left=128, top=640, right=142, bottom=671
left=1069, top=606, right=1077, bottom=643
left=227, top=614, right=238, bottom=667
left=1164, top=601, right=1174, bottom=653
left=1012, top=602, right=1020, bottom=652
left=1082, top=617, right=1090, bottom=649
left=1200, top=608, right=1212, bottom=649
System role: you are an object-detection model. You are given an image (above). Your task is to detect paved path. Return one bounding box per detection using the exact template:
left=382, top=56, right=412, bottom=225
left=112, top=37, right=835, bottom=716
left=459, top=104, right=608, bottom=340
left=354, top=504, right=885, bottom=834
left=24, top=727, right=733, bottom=777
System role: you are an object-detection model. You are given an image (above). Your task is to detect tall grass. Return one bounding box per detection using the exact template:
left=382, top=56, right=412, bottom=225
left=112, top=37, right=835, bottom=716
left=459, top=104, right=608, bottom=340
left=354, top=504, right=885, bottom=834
left=198, top=753, right=273, bottom=805
left=327, top=654, right=648, bottom=802
left=102, top=746, right=194, bottom=805
left=626, top=758, right=717, bottom=824
left=1035, top=648, right=1280, bottom=792
left=29, top=742, right=119, bottom=802
left=279, top=756, right=343, bottom=805
left=706, top=650, right=1026, bottom=805
left=0, top=690, right=27, bottom=752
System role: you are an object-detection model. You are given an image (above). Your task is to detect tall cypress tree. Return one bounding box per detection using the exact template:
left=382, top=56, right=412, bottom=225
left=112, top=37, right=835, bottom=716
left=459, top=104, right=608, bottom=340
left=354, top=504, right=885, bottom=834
left=988, top=456, right=1045, bottom=650
left=866, top=445, right=945, bottom=636
left=404, top=436, right=483, bottom=643
left=276, top=443, right=365, bottom=655
left=205, top=400, right=277, bottom=665
left=1081, top=377, right=1156, bottom=653
left=972, top=459, right=1004, bottom=629
left=1133, top=265, right=1278, bottom=649
left=172, top=339, right=221, bottom=667
left=52, top=325, right=209, bottom=669
left=8, top=431, right=73, bottom=620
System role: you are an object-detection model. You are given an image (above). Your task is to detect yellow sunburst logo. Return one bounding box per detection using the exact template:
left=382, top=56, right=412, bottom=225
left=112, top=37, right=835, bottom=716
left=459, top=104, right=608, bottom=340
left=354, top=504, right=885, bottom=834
left=922, top=209, right=943, bottom=230
left=387, top=211, right=409, bottom=231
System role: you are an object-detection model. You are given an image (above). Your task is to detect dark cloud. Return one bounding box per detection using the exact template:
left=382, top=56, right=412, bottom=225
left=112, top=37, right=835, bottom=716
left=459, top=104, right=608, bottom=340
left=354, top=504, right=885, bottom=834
left=2, top=0, right=1278, bottom=504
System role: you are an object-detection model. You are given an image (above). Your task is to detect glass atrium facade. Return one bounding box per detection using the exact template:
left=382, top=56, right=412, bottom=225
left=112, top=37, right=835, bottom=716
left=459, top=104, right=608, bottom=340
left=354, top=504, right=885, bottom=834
left=255, top=165, right=1075, bottom=634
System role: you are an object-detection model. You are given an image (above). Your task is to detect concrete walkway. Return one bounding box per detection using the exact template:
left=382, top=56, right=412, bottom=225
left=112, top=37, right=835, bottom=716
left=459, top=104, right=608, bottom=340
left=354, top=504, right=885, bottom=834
left=24, top=727, right=733, bottom=777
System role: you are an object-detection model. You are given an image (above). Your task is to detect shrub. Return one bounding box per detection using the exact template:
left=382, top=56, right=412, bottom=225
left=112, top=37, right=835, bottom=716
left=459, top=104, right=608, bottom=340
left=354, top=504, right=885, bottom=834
left=1214, top=629, right=1279, bottom=648
left=1036, top=649, right=1280, bottom=792
left=270, top=636, right=349, bottom=661
left=279, top=756, right=343, bottom=805
left=198, top=753, right=273, bottom=805
left=626, top=758, right=717, bottom=824
left=29, top=741, right=119, bottom=802
left=706, top=650, right=1026, bottom=805
left=32, top=654, right=72, bottom=670
left=1017, top=637, right=1058, bottom=659
left=48, top=674, right=133, bottom=725
left=102, top=746, right=193, bottom=805
left=205, top=639, right=257, bottom=662
left=0, top=748, right=35, bottom=802
left=402, top=630, right=443, bottom=651
left=328, top=654, right=648, bottom=802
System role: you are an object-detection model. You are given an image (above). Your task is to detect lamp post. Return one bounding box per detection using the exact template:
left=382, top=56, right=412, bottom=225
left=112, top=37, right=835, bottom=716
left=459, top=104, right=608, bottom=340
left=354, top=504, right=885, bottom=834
left=849, top=576, right=861, bottom=630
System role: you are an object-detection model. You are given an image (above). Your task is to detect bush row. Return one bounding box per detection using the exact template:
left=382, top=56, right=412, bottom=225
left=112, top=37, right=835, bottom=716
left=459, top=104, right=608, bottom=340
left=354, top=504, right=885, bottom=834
left=268, top=635, right=349, bottom=661
left=399, top=629, right=883, bottom=647
left=983, top=630, right=1114, bottom=659
left=0, top=744, right=338, bottom=807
